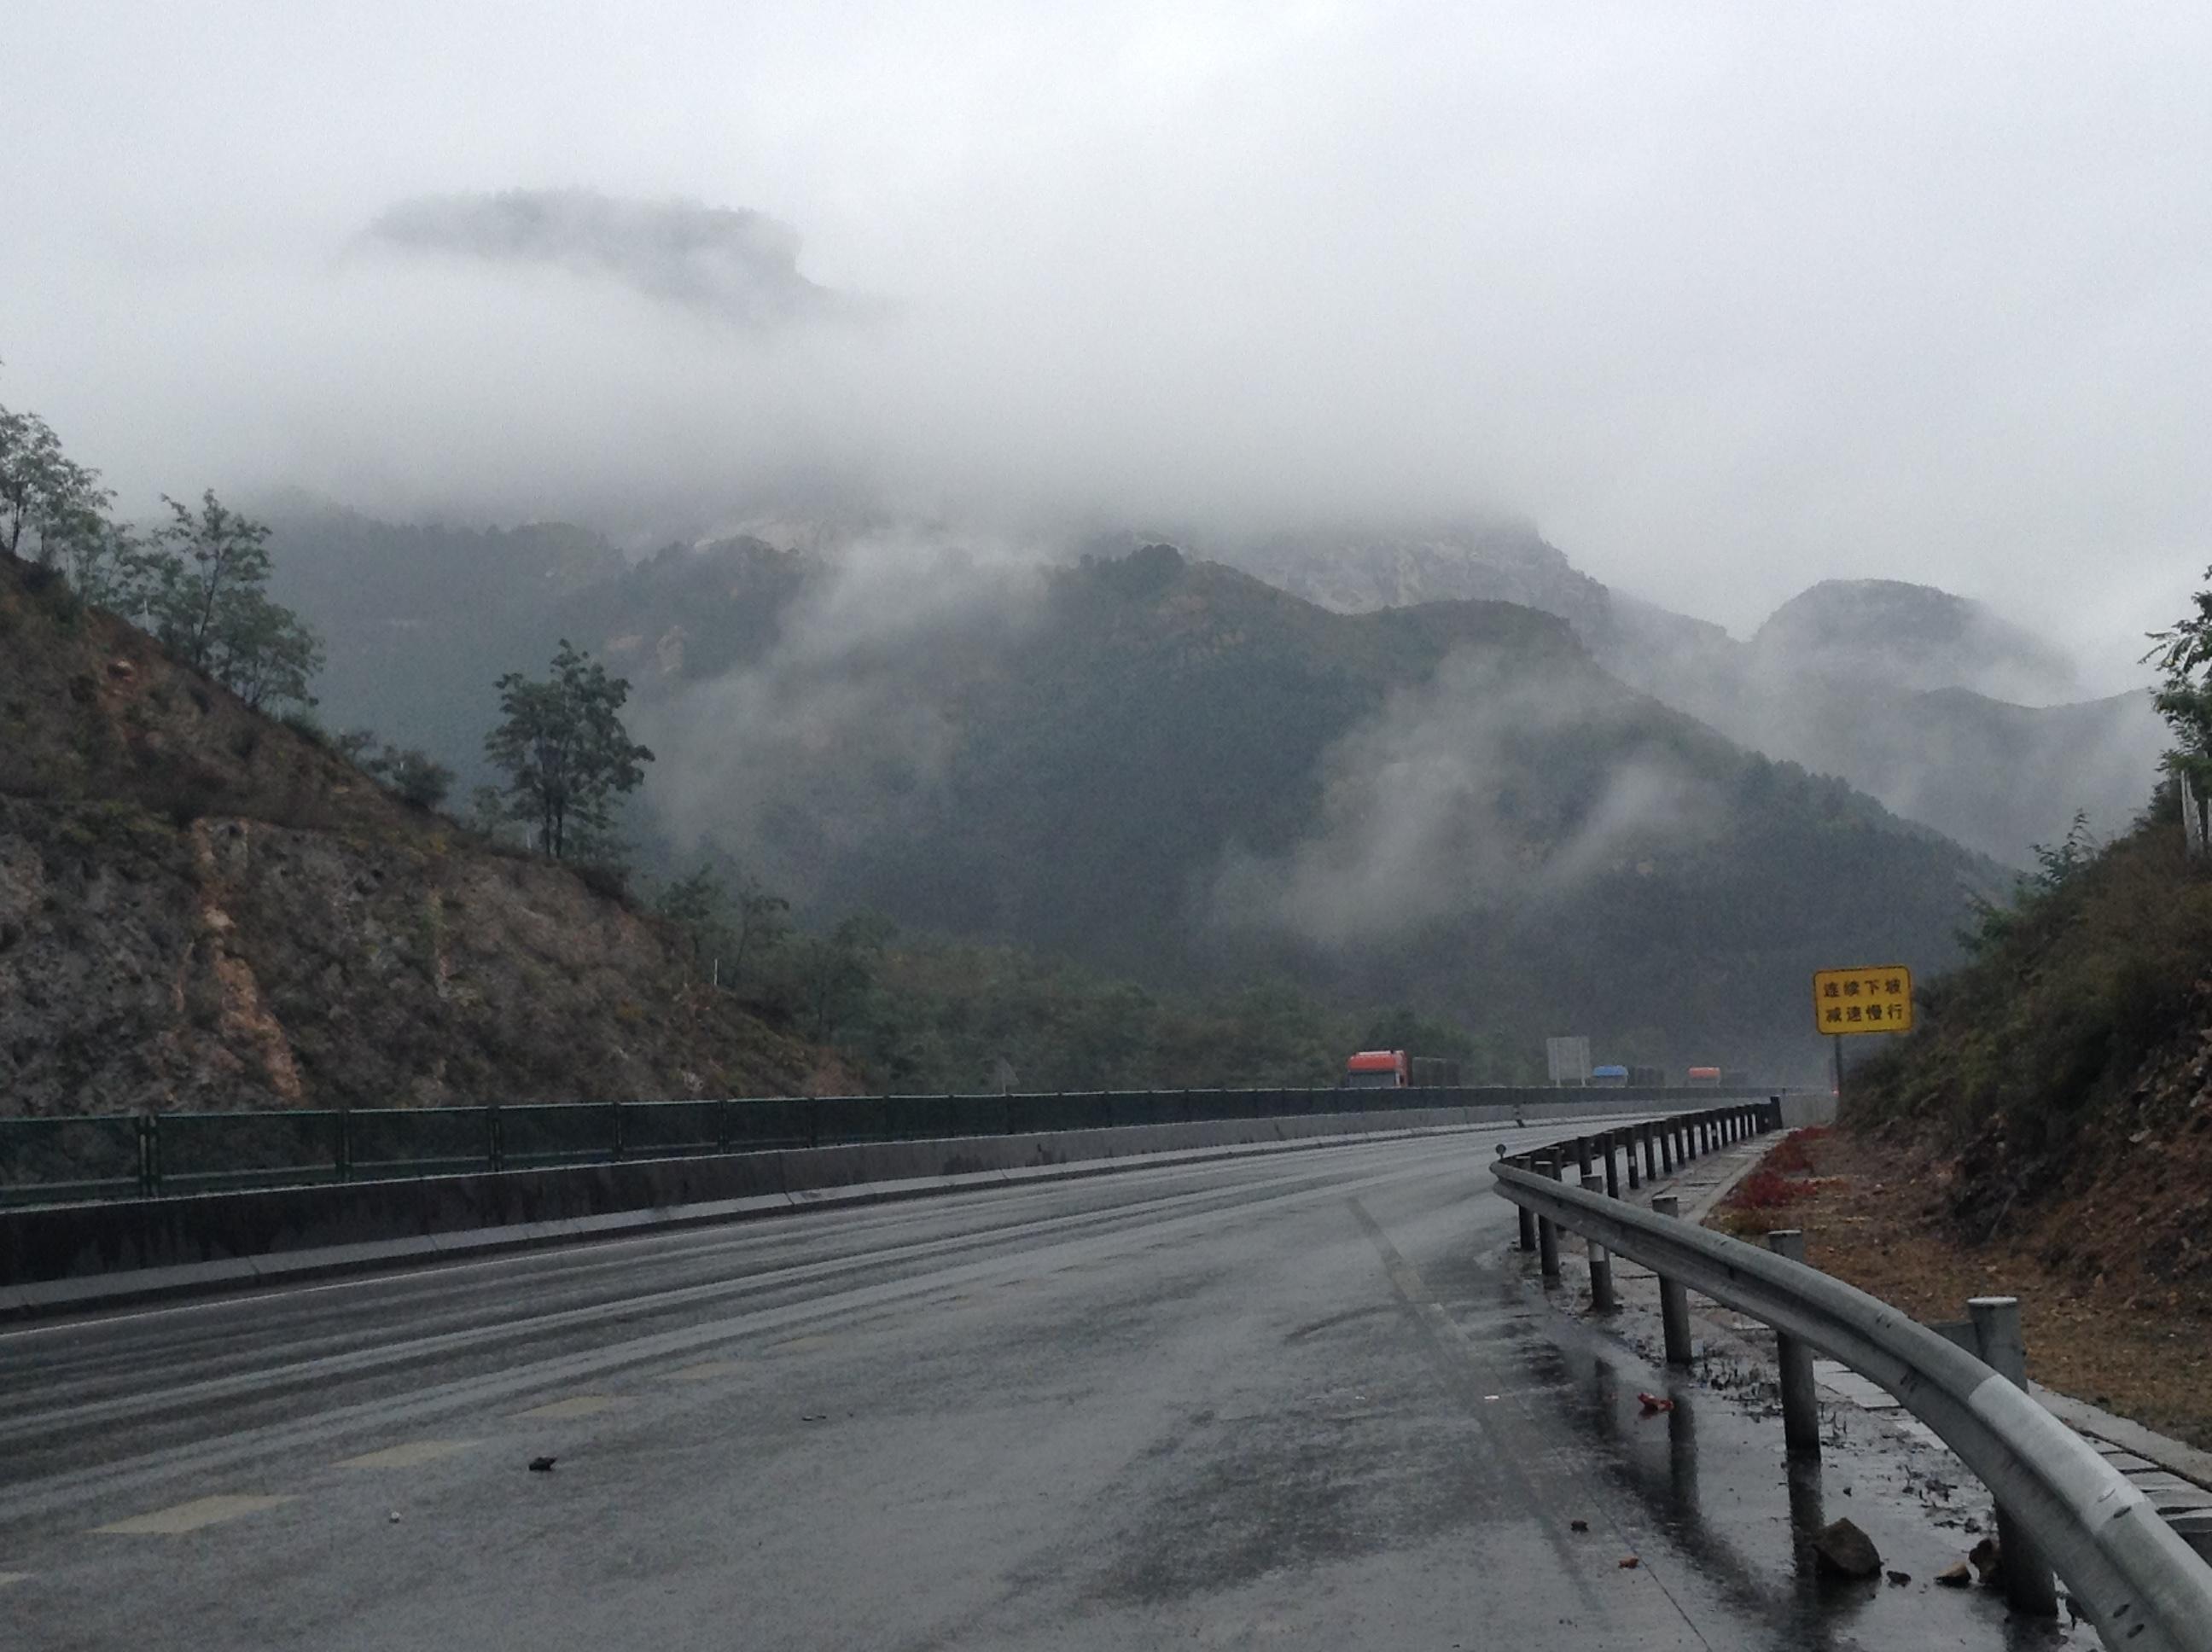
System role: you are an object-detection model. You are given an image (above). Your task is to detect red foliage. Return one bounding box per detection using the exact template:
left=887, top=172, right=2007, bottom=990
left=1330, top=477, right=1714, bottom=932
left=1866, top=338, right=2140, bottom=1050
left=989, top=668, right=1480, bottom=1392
left=1727, top=1166, right=1816, bottom=1210
left=1761, top=1126, right=1831, bottom=1176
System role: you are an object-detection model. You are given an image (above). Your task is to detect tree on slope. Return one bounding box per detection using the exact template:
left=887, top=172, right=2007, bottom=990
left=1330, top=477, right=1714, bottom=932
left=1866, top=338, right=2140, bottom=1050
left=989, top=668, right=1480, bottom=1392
left=2148, top=567, right=2212, bottom=799
left=146, top=491, right=324, bottom=712
left=485, top=640, right=654, bottom=860
left=0, top=399, right=109, bottom=567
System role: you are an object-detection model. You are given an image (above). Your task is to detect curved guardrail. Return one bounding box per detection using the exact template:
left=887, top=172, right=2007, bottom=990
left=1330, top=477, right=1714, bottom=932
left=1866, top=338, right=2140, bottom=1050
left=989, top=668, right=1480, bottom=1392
left=1493, top=1159, right=2212, bottom=1652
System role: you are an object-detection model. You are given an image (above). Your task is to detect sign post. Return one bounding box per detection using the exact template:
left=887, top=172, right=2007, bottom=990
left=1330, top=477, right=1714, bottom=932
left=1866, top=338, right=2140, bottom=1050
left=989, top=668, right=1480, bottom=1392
left=1812, top=966, right=1914, bottom=1111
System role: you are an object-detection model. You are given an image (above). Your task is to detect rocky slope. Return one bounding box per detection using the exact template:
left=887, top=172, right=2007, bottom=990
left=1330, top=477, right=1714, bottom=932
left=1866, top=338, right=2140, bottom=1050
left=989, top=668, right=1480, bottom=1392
left=0, top=556, right=841, bottom=1117
left=1850, top=795, right=2212, bottom=1295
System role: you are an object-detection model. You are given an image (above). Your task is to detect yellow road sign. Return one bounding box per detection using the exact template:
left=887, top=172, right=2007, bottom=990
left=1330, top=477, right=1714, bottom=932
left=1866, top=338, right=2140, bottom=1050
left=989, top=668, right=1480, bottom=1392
left=1813, top=966, right=1913, bottom=1035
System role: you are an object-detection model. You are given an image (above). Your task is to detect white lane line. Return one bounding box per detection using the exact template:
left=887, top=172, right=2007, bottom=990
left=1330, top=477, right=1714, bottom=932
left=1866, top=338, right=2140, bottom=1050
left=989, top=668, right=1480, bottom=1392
left=335, top=1440, right=479, bottom=1469
left=0, top=1149, right=1463, bottom=1441
left=0, top=1120, right=1592, bottom=1343
left=94, top=1494, right=294, bottom=1535
left=513, top=1395, right=623, bottom=1421
left=0, top=1146, right=1511, bottom=1527
left=0, top=1571, right=30, bottom=1586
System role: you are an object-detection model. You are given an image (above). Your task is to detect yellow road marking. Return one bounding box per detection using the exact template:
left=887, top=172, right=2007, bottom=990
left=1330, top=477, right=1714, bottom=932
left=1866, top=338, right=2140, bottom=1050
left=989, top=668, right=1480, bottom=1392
left=665, top=1361, right=746, bottom=1382
left=513, top=1395, right=621, bottom=1420
left=95, top=1494, right=294, bottom=1535
left=336, top=1440, right=479, bottom=1469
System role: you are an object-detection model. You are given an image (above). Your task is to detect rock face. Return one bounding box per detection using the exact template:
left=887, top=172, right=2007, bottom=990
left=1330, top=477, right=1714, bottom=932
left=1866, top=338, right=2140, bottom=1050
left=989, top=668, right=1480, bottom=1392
left=0, top=557, right=840, bottom=1117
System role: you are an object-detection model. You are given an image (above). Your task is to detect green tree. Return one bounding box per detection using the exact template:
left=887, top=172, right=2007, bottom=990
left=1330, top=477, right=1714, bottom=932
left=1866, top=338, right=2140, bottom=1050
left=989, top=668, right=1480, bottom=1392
left=484, top=639, right=654, bottom=859
left=146, top=490, right=323, bottom=710
left=728, top=870, right=792, bottom=986
left=2148, top=567, right=2212, bottom=797
left=0, top=400, right=110, bottom=567
left=655, top=866, right=732, bottom=970
left=339, top=731, right=456, bottom=811
left=795, top=912, right=894, bottom=1043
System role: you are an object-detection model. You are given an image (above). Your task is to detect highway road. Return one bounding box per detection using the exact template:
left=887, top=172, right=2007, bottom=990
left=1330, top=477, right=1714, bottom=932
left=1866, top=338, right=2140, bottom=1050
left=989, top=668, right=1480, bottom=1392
left=0, top=1123, right=2035, bottom=1650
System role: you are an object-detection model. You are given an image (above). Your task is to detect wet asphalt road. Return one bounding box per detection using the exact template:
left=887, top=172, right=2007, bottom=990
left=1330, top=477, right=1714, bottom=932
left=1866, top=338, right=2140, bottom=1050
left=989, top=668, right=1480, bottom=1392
left=1, top=1125, right=2046, bottom=1650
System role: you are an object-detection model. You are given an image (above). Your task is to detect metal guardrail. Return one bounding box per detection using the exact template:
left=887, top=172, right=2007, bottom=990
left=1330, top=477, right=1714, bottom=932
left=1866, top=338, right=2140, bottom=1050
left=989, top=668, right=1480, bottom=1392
left=1492, top=1118, right=2212, bottom=1652
left=0, top=1084, right=1775, bottom=1207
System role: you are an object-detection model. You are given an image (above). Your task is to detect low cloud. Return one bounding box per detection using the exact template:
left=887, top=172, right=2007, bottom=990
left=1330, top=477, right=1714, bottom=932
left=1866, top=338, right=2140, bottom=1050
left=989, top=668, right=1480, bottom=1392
left=1210, top=651, right=1717, bottom=947
left=636, top=530, right=1047, bottom=881
left=363, top=189, right=850, bottom=326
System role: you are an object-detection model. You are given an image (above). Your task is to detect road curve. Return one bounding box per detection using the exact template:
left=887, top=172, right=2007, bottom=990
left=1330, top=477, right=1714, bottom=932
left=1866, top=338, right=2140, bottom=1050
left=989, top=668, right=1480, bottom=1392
left=0, top=1123, right=2030, bottom=1650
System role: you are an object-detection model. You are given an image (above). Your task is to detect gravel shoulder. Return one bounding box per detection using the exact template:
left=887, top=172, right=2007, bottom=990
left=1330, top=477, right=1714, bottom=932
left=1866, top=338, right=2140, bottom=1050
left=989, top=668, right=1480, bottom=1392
left=1707, top=1127, right=2212, bottom=1453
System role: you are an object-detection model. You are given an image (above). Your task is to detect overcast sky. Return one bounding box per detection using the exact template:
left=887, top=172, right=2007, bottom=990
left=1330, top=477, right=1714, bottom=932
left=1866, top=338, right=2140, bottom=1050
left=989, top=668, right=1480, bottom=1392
left=7, top=2, right=2208, bottom=686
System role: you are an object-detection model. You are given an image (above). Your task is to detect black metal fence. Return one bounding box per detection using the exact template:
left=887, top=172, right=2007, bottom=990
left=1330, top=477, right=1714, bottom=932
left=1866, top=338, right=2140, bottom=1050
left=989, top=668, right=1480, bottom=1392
left=0, top=1085, right=1767, bottom=1207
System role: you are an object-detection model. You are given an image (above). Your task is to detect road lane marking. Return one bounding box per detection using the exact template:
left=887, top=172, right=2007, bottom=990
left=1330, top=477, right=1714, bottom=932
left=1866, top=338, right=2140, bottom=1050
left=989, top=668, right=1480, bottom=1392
left=0, top=1571, right=30, bottom=1587
left=0, top=1118, right=1592, bottom=1344
left=336, top=1440, right=479, bottom=1469
left=1, top=1148, right=1504, bottom=1532
left=514, top=1395, right=622, bottom=1420
left=95, top=1494, right=294, bottom=1534
left=665, top=1361, right=747, bottom=1382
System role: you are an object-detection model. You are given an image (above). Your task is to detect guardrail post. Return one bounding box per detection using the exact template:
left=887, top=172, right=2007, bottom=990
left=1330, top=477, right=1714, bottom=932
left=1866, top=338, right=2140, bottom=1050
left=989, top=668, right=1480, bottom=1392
left=1516, top=1201, right=1537, bottom=1253
left=486, top=1104, right=504, bottom=1173
left=1640, top=1123, right=1658, bottom=1182
left=717, top=1097, right=731, bottom=1155
left=1766, top=1230, right=1819, bottom=1457
left=1653, top=1193, right=1693, bottom=1367
left=1581, top=1174, right=1616, bottom=1311
left=1574, top=1135, right=1592, bottom=1179
left=1535, top=1157, right=1562, bottom=1281
left=335, top=1108, right=352, bottom=1184
left=608, top=1099, right=624, bottom=1162
left=141, top=1113, right=163, bottom=1198
left=1968, top=1297, right=2059, bottom=1618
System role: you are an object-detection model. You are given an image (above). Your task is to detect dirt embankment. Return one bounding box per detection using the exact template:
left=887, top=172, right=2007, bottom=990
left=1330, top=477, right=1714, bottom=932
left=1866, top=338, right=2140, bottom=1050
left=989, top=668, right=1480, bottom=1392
left=1710, top=1126, right=2212, bottom=1451
left=0, top=554, right=852, bottom=1115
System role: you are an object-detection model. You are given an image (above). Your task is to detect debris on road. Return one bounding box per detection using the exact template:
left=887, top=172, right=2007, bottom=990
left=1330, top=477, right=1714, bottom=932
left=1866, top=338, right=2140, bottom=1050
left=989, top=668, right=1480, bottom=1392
left=1569, top=1519, right=1589, bottom=1533
left=1884, top=1569, right=1911, bottom=1586
left=1935, top=1562, right=1973, bottom=1588
left=1637, top=1392, right=1674, bottom=1415
left=1617, top=1556, right=1639, bottom=1569
left=1812, top=1517, right=1882, bottom=1579
left=1967, top=1536, right=2000, bottom=1585
left=528, top=1456, right=557, bottom=1473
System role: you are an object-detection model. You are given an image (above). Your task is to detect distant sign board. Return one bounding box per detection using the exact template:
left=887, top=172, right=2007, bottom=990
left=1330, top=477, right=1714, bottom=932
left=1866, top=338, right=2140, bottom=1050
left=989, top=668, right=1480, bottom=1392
left=1813, top=966, right=1913, bottom=1035
left=1545, top=1036, right=1592, bottom=1085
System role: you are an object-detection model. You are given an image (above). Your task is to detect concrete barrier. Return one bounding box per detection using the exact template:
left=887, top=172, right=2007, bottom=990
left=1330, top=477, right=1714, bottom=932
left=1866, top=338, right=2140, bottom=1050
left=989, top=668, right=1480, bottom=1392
left=0, top=1091, right=1781, bottom=1312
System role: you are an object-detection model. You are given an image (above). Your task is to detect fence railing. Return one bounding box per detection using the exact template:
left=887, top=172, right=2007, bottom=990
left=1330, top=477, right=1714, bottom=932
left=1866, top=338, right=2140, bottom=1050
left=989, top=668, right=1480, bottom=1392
left=0, top=1084, right=1772, bottom=1208
left=1492, top=1108, right=2212, bottom=1652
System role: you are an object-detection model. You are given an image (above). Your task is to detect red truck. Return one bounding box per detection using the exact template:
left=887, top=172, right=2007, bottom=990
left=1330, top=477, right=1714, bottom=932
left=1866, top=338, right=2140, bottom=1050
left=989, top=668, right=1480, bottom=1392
left=1344, top=1050, right=1409, bottom=1089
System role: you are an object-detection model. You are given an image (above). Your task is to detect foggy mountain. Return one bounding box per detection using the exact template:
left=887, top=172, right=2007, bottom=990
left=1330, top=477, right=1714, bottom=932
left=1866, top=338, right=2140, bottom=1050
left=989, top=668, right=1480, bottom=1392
left=1206, top=522, right=2163, bottom=864
left=1747, top=579, right=2081, bottom=704
left=363, top=189, right=855, bottom=327
left=265, top=513, right=2002, bottom=1079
